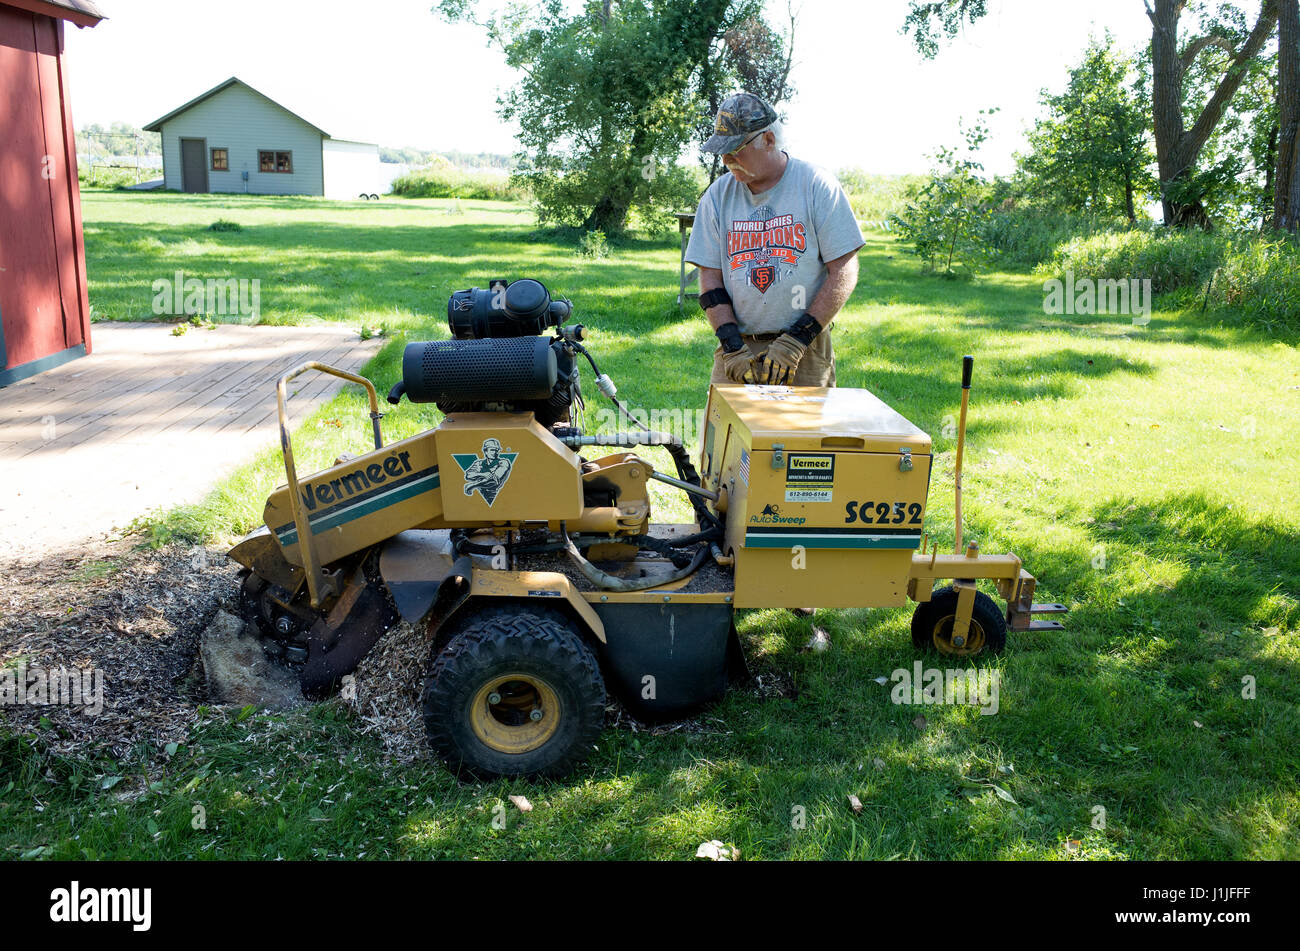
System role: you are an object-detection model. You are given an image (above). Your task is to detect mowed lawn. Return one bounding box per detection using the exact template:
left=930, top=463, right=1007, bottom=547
left=3, top=189, right=1298, bottom=860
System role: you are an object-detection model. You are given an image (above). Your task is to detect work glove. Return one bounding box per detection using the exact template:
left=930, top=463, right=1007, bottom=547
left=716, top=321, right=757, bottom=383
left=750, top=333, right=807, bottom=385
left=722, top=345, right=760, bottom=383
left=750, top=313, right=824, bottom=385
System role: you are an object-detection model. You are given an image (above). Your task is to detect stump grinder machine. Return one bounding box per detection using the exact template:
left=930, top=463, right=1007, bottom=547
left=228, top=278, right=1066, bottom=777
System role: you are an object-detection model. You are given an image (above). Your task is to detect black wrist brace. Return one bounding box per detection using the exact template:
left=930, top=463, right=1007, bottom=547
left=699, top=287, right=733, bottom=311
left=715, top=321, right=745, bottom=353
left=787, top=312, right=823, bottom=346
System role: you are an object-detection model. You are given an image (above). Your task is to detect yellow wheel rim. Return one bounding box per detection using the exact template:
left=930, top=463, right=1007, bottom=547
left=931, top=616, right=986, bottom=657
left=468, top=673, right=561, bottom=755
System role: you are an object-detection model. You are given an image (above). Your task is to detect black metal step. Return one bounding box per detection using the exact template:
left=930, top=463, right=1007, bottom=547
left=1026, top=619, right=1066, bottom=631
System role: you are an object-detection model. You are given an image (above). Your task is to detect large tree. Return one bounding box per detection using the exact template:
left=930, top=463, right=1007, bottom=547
left=438, top=0, right=788, bottom=235
left=902, top=0, right=1280, bottom=227
left=1147, top=0, right=1278, bottom=226
left=1018, top=37, right=1154, bottom=221
left=695, top=4, right=797, bottom=183
left=1276, top=0, right=1300, bottom=229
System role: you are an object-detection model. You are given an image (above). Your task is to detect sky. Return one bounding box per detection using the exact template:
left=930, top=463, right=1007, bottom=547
left=64, top=0, right=1155, bottom=176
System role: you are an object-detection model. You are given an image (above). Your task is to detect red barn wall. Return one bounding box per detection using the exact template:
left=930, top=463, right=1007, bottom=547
left=0, top=5, right=92, bottom=386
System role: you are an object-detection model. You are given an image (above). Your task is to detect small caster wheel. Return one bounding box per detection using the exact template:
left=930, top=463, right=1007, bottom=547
left=911, top=585, right=1007, bottom=656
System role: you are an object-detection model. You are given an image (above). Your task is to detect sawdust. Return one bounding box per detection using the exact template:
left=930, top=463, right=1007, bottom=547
left=342, top=618, right=739, bottom=767
left=0, top=537, right=239, bottom=761
left=1, top=536, right=769, bottom=769
left=345, top=621, right=432, bottom=765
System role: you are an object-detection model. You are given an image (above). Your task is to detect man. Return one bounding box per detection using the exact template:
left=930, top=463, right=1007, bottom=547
left=685, top=93, right=864, bottom=387
left=462, top=437, right=513, bottom=505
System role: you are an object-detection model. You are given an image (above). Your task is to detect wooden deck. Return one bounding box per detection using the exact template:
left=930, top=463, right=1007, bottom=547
left=0, top=322, right=385, bottom=562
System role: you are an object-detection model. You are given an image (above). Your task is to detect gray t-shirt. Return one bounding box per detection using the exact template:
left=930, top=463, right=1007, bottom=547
left=685, top=154, right=864, bottom=334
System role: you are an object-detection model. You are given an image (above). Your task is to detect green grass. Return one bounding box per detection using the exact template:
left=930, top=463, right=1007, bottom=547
left=3, top=189, right=1297, bottom=860
left=837, top=169, right=926, bottom=228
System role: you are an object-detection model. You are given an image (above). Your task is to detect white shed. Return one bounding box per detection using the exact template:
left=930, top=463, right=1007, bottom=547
left=143, top=77, right=381, bottom=198
left=322, top=138, right=381, bottom=199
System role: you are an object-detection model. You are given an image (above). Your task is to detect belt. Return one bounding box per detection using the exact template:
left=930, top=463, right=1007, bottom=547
left=741, top=322, right=835, bottom=342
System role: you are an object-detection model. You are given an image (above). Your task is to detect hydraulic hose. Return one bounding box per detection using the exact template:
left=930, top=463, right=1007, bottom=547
left=562, top=528, right=710, bottom=592
left=565, top=340, right=723, bottom=532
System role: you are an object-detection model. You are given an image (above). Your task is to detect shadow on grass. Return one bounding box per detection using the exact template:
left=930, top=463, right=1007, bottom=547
left=84, top=220, right=686, bottom=325
left=899, top=489, right=1299, bottom=858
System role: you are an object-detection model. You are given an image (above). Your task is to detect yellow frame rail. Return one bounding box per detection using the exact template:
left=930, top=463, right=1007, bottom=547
left=276, top=361, right=384, bottom=609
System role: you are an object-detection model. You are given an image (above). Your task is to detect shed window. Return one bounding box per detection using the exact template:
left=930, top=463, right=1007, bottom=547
left=259, top=150, right=293, bottom=173
left=210, top=148, right=229, bottom=171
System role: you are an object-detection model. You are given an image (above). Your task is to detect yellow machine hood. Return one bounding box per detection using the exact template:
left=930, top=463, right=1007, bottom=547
left=711, top=385, right=932, bottom=454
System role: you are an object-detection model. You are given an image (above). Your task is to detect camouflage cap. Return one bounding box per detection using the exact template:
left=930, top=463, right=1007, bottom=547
left=703, top=92, right=779, bottom=154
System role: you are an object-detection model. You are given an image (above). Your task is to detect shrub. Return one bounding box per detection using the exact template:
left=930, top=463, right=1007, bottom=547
left=1036, top=228, right=1225, bottom=295
left=979, top=206, right=1133, bottom=269
left=577, top=229, right=610, bottom=259
left=1213, top=236, right=1300, bottom=332
left=890, top=112, right=999, bottom=276
left=207, top=219, right=242, bottom=232
left=390, top=165, right=529, bottom=201
left=890, top=169, right=993, bottom=276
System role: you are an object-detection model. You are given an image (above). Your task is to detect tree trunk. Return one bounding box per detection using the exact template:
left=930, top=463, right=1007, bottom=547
left=584, top=194, right=631, bottom=234
left=1148, top=0, right=1280, bottom=225
left=1275, top=0, right=1300, bottom=231
left=585, top=0, right=733, bottom=225
left=1264, top=121, right=1279, bottom=212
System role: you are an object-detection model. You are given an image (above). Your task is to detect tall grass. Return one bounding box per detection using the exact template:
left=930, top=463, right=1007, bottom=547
left=1036, top=228, right=1225, bottom=295
left=1212, top=235, right=1300, bottom=332
left=391, top=165, right=529, bottom=202
left=980, top=207, right=1136, bottom=269
left=1028, top=223, right=1299, bottom=333
left=837, top=170, right=925, bottom=228
left=78, top=165, right=151, bottom=189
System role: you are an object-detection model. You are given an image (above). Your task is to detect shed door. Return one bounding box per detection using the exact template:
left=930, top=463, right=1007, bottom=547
left=180, top=137, right=208, bottom=193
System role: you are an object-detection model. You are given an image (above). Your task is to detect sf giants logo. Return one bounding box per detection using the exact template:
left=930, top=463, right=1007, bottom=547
left=750, top=265, right=776, bottom=293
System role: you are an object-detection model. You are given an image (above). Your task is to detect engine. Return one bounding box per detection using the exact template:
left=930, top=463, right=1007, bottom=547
left=388, top=278, right=582, bottom=428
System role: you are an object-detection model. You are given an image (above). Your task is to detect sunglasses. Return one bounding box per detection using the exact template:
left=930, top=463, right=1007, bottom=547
left=724, top=132, right=765, bottom=158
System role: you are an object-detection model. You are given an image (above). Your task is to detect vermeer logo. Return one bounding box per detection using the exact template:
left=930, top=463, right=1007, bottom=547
left=300, top=450, right=413, bottom=511
left=453, top=437, right=517, bottom=506
left=786, top=453, right=834, bottom=485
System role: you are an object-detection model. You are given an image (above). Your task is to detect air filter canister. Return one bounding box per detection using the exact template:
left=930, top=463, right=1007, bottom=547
left=400, top=337, right=558, bottom=404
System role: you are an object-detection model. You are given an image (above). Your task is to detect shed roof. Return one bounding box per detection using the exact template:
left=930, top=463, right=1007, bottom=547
left=2, top=0, right=105, bottom=27
left=142, top=77, right=330, bottom=137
